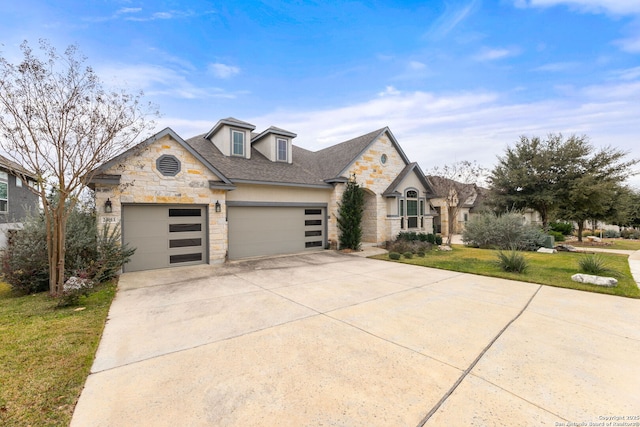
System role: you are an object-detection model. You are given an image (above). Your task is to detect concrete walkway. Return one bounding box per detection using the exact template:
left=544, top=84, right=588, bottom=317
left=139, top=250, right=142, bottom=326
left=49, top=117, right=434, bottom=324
left=71, top=251, right=640, bottom=426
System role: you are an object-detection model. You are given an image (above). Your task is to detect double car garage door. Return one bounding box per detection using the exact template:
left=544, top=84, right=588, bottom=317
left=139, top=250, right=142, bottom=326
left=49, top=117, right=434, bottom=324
left=227, top=206, right=325, bottom=259
left=122, top=204, right=326, bottom=272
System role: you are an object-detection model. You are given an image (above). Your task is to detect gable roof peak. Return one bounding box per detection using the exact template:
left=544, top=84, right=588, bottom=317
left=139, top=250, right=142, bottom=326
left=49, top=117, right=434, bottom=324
left=251, top=125, right=297, bottom=143
left=205, top=117, right=256, bottom=139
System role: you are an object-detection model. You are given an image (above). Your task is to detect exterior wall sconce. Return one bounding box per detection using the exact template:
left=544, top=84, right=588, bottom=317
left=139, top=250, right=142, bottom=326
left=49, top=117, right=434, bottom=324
left=215, top=200, right=221, bottom=213
left=104, top=198, right=113, bottom=213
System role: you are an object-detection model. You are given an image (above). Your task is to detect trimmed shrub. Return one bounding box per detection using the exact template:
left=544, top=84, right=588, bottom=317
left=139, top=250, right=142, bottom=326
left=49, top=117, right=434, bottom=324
left=578, top=254, right=618, bottom=276
left=396, top=231, right=438, bottom=244
left=416, top=250, right=425, bottom=257
left=435, top=234, right=443, bottom=245
left=548, top=230, right=565, bottom=242
left=403, top=251, right=413, bottom=259
left=387, top=240, right=432, bottom=254
left=462, top=212, right=547, bottom=251
left=549, top=221, right=573, bottom=235
left=389, top=252, right=401, bottom=260
left=495, top=248, right=529, bottom=273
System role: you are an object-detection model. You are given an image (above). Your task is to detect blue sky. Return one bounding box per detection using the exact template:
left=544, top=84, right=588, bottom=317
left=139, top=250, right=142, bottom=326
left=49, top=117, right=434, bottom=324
left=1, top=0, right=639, bottom=186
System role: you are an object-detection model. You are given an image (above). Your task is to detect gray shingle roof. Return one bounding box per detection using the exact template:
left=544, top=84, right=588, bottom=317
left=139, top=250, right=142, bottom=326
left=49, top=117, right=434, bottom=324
left=312, top=128, right=387, bottom=179
left=185, top=134, right=330, bottom=187
left=0, top=154, right=37, bottom=180
left=91, top=123, right=417, bottom=190
left=184, top=126, right=405, bottom=187
left=384, top=163, right=435, bottom=197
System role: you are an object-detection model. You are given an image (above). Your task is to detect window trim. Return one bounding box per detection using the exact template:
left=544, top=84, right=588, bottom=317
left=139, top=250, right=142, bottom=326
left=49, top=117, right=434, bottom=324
left=402, top=188, right=420, bottom=230
left=276, top=138, right=288, bottom=162
left=0, top=172, right=7, bottom=213
left=231, top=129, right=245, bottom=157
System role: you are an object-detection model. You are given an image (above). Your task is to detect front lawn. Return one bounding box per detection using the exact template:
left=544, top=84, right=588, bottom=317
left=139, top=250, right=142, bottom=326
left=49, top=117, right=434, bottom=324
left=374, top=246, right=639, bottom=298
left=569, top=238, right=640, bottom=251
left=0, top=281, right=116, bottom=426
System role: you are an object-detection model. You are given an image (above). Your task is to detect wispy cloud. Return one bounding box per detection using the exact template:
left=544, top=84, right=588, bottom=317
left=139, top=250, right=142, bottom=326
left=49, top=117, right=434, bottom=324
left=224, top=78, right=639, bottom=187
left=84, top=7, right=215, bottom=23
left=425, top=0, right=480, bottom=39
left=474, top=47, right=519, bottom=61
left=513, top=0, right=640, bottom=15
left=97, top=63, right=241, bottom=99
left=208, top=63, right=240, bottom=79
left=615, top=35, right=640, bottom=53
left=533, top=62, right=579, bottom=72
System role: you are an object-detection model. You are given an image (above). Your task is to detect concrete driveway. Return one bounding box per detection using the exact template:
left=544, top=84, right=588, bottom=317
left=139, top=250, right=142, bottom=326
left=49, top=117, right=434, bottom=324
left=71, top=251, right=640, bottom=426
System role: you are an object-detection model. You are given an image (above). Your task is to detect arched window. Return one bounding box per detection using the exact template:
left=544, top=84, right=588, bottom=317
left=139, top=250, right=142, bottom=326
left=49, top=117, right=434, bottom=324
left=405, top=189, right=418, bottom=228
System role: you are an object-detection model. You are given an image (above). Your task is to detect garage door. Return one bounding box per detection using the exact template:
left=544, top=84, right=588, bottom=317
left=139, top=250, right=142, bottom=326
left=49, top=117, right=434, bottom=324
left=122, top=205, right=207, bottom=272
left=227, top=206, right=325, bottom=259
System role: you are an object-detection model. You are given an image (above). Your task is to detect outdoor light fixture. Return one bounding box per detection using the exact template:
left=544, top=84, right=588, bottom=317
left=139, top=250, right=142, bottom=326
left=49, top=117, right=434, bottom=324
left=215, top=200, right=221, bottom=213
left=104, top=198, right=113, bottom=213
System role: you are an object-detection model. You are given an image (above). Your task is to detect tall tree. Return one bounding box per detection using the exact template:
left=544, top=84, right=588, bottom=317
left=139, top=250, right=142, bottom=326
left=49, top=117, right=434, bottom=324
left=337, top=174, right=365, bottom=250
left=487, top=134, right=638, bottom=230
left=0, top=40, right=155, bottom=296
left=429, top=161, right=486, bottom=246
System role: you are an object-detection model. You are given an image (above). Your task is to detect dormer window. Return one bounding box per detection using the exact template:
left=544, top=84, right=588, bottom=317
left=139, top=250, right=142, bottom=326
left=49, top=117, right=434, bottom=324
left=277, top=138, right=288, bottom=162
left=231, top=129, right=245, bottom=156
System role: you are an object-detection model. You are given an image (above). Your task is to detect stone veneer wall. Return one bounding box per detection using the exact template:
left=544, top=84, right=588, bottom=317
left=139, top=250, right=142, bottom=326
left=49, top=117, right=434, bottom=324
left=94, top=135, right=228, bottom=263
left=327, top=134, right=406, bottom=245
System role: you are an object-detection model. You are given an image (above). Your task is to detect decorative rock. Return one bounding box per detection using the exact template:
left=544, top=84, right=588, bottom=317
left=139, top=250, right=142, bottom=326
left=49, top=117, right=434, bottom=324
left=438, top=245, right=452, bottom=251
left=571, top=273, right=618, bottom=287
left=537, top=247, right=557, bottom=254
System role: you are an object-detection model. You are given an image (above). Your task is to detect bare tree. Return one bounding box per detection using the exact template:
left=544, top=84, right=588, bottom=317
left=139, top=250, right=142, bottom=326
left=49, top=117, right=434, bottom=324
left=0, top=40, right=155, bottom=296
left=428, top=161, right=486, bottom=246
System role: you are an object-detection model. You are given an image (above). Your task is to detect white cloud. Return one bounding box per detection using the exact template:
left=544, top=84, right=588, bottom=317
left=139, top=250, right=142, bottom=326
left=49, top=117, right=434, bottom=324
left=514, top=0, right=640, bottom=15
left=378, top=86, right=401, bottom=96
left=533, top=62, right=579, bottom=72
left=426, top=0, right=480, bottom=39
left=409, top=61, right=426, bottom=70
left=116, top=8, right=142, bottom=15
left=615, top=35, right=640, bottom=53
left=97, top=63, right=239, bottom=99
left=228, top=80, right=640, bottom=187
left=208, top=63, right=240, bottom=79
left=474, top=47, right=518, bottom=61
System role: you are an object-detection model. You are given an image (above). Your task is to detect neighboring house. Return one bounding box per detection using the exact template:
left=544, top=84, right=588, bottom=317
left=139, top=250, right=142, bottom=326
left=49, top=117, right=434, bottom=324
left=0, top=154, right=39, bottom=249
left=89, top=118, right=436, bottom=272
left=427, top=176, right=486, bottom=236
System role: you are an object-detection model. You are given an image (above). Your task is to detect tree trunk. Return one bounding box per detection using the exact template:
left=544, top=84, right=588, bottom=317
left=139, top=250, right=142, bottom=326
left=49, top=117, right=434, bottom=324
left=577, top=220, right=584, bottom=242
left=47, top=198, right=68, bottom=296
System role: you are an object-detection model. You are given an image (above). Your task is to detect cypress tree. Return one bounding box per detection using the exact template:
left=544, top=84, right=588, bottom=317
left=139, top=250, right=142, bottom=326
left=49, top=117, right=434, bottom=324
left=337, top=175, right=365, bottom=250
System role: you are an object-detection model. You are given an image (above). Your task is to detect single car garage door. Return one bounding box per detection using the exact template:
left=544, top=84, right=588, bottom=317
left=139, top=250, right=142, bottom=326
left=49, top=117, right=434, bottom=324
left=122, top=205, right=207, bottom=272
left=227, top=206, right=325, bottom=259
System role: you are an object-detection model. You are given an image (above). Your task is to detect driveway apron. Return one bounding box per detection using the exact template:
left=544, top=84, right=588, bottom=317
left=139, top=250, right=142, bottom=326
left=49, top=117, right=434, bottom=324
left=71, top=251, right=640, bottom=426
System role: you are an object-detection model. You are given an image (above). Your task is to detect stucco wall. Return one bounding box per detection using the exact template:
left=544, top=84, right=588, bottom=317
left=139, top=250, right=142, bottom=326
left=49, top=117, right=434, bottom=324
left=94, top=135, right=228, bottom=263
left=228, top=184, right=331, bottom=204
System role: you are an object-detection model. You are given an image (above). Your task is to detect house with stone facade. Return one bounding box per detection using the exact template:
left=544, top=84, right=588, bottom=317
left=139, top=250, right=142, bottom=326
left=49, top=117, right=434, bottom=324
left=428, top=176, right=486, bottom=236
left=89, top=118, right=435, bottom=272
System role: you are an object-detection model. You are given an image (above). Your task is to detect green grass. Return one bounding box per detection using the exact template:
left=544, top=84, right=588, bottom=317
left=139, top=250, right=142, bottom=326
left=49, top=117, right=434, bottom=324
left=570, top=238, right=640, bottom=251
left=0, top=281, right=116, bottom=426
left=373, top=245, right=639, bottom=298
